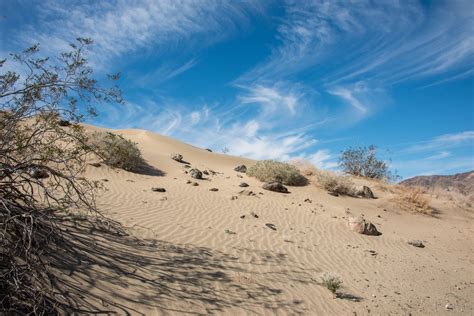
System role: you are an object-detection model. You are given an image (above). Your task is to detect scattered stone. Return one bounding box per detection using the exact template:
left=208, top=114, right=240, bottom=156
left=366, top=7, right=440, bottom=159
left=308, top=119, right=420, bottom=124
left=192, top=182, right=199, bottom=186
left=408, top=240, right=425, bottom=248
left=189, top=168, right=203, bottom=179
left=205, top=148, right=213, bottom=152
left=328, top=192, right=339, bottom=197
left=250, top=212, right=259, bottom=218
left=265, top=223, right=277, bottom=231
left=171, top=153, right=183, bottom=162
left=239, top=182, right=249, bottom=187
left=236, top=174, right=243, bottom=178
left=234, top=165, right=247, bottom=173
left=30, top=168, right=49, bottom=179
left=231, top=196, right=238, bottom=200
left=347, top=215, right=381, bottom=236
left=240, top=215, right=246, bottom=219
left=151, top=187, right=166, bottom=192
left=126, top=179, right=135, bottom=182
left=225, top=229, right=236, bottom=235
left=58, top=119, right=71, bottom=127
left=90, top=162, right=102, bottom=167
left=186, top=180, right=192, bottom=184
left=239, top=190, right=256, bottom=196
left=102, top=178, right=109, bottom=182
left=203, top=170, right=209, bottom=175
left=209, top=188, right=219, bottom=192
left=184, top=164, right=191, bottom=169
left=262, top=182, right=289, bottom=193
left=358, top=186, right=376, bottom=199
left=304, top=198, right=312, bottom=203
left=445, top=303, right=453, bottom=310
left=367, top=250, right=378, bottom=256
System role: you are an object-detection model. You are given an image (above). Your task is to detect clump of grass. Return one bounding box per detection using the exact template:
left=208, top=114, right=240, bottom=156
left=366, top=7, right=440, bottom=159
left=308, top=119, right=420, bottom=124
left=395, top=186, right=432, bottom=215
left=247, top=160, right=308, bottom=186
left=315, top=170, right=357, bottom=196
left=90, top=131, right=144, bottom=172
left=321, top=272, right=343, bottom=295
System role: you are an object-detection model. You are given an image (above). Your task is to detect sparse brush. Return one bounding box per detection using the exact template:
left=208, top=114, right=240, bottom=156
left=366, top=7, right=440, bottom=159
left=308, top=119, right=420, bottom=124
left=394, top=186, right=432, bottom=215
left=289, top=158, right=318, bottom=176
left=91, top=131, right=144, bottom=172
left=315, top=170, right=357, bottom=196
left=247, top=160, right=308, bottom=186
left=321, top=272, right=343, bottom=295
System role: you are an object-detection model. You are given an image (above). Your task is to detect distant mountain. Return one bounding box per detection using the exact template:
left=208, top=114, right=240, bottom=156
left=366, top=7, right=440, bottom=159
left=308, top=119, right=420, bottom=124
left=400, top=170, right=474, bottom=196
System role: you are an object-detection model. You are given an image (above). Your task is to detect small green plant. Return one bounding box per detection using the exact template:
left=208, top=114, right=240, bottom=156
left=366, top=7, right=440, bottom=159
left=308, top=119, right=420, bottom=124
left=321, top=272, right=343, bottom=295
left=247, top=160, right=308, bottom=186
left=91, top=131, right=144, bottom=171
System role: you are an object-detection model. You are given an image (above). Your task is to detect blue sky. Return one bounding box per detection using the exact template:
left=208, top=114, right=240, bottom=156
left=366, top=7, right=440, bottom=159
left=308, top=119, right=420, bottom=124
left=1, top=0, right=473, bottom=179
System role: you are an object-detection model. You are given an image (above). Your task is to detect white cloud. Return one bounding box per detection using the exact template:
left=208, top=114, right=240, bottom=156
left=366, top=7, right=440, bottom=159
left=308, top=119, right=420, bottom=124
left=406, top=131, right=474, bottom=153
left=307, top=149, right=338, bottom=169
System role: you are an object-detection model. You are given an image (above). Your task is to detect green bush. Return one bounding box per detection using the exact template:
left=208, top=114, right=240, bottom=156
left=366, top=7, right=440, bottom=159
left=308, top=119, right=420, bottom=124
left=91, top=131, right=144, bottom=171
left=247, top=160, right=308, bottom=186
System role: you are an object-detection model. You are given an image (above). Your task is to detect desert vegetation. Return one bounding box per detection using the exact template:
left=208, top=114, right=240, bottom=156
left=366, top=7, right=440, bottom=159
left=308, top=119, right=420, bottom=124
left=91, top=131, right=144, bottom=171
left=339, top=145, right=397, bottom=181
left=315, top=170, right=357, bottom=196
left=247, top=160, right=308, bottom=186
left=0, top=38, right=122, bottom=313
left=393, top=186, right=432, bottom=215
left=321, top=273, right=343, bottom=297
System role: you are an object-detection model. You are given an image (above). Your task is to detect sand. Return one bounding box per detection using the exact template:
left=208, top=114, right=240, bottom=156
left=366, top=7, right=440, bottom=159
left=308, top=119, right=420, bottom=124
left=74, top=125, right=473, bottom=315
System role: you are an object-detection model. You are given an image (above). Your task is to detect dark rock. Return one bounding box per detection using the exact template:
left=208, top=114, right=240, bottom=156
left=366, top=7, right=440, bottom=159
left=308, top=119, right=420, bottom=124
left=234, top=165, right=247, bottom=173
left=328, top=192, right=339, bottom=197
left=205, top=148, right=213, bottom=152
left=189, top=169, right=203, bottom=179
left=304, top=198, right=312, bottom=203
left=171, top=153, right=183, bottom=162
left=408, top=240, right=425, bottom=248
left=209, top=188, right=219, bottom=191
left=358, top=186, right=375, bottom=199
left=151, top=187, right=166, bottom=192
left=250, top=212, right=259, bottom=218
left=239, top=190, right=256, bottom=196
left=184, top=164, right=191, bottom=169
left=262, top=182, right=289, bottom=193
left=30, top=168, right=49, bottom=179
left=203, top=170, right=209, bottom=175
left=239, top=182, right=249, bottom=187
left=58, top=119, right=71, bottom=127
left=240, top=215, right=246, bottom=219
left=90, top=162, right=102, bottom=167
left=265, top=223, right=277, bottom=231
left=192, top=182, right=199, bottom=186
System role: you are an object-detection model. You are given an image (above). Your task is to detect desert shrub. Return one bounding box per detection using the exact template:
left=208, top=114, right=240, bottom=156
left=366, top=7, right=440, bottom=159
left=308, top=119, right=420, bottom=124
left=315, top=170, right=357, bottom=196
left=395, top=186, right=432, bottom=215
left=289, top=158, right=318, bottom=176
left=247, top=160, right=308, bottom=186
left=321, top=272, right=343, bottom=294
left=91, top=131, right=144, bottom=171
left=339, top=145, right=398, bottom=180
left=1, top=38, right=122, bottom=314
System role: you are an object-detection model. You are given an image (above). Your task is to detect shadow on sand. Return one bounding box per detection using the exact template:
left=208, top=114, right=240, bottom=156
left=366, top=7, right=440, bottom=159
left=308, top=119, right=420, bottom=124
left=47, top=215, right=307, bottom=315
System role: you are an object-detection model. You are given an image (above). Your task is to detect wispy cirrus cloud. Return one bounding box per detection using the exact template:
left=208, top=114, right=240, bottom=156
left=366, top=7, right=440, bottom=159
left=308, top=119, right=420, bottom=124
left=6, top=0, right=266, bottom=68
left=405, top=131, right=474, bottom=153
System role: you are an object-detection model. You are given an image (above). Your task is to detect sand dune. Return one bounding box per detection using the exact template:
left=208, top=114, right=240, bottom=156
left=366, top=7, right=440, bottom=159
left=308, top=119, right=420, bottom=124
left=76, top=125, right=474, bottom=315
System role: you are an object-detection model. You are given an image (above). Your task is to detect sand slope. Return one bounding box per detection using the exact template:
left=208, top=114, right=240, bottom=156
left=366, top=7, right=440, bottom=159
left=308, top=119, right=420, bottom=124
left=77, top=125, right=474, bottom=315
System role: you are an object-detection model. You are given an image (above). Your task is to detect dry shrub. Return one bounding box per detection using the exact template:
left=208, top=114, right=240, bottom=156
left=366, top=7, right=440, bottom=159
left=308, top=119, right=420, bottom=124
left=394, top=186, right=432, bottom=215
left=321, top=272, right=343, bottom=294
left=315, top=170, right=357, bottom=196
left=289, top=158, right=318, bottom=176
left=91, top=131, right=144, bottom=171
left=247, top=160, right=308, bottom=186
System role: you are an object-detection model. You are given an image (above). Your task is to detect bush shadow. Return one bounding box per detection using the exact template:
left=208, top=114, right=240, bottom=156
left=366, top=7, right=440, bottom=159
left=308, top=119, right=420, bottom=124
left=47, top=215, right=306, bottom=315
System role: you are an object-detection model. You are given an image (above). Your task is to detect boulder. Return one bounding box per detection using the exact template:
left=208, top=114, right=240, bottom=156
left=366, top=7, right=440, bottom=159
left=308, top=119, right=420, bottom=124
left=189, top=168, right=203, bottom=179
left=234, top=165, right=247, bottom=173
left=347, top=215, right=381, bottom=236
left=171, top=153, right=183, bottom=162
left=30, top=168, right=49, bottom=179
left=358, top=186, right=375, bottom=199
left=408, top=240, right=425, bottom=248
left=262, top=182, right=289, bottom=193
